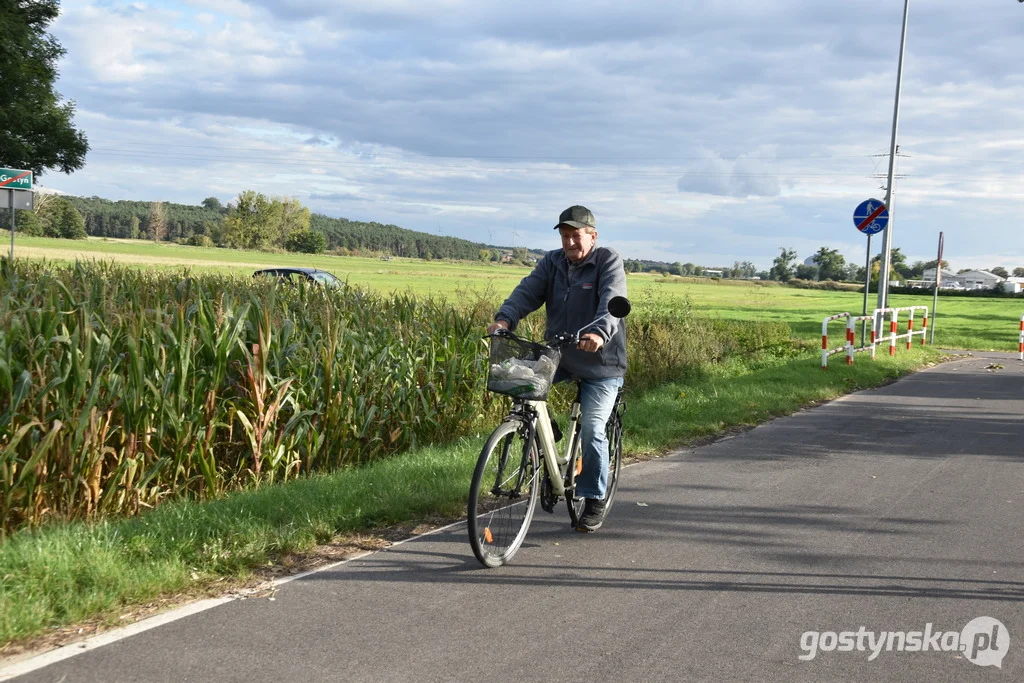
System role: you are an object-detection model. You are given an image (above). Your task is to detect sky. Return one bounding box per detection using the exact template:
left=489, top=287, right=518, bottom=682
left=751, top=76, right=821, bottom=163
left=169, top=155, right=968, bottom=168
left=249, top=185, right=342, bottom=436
left=41, top=0, right=1024, bottom=272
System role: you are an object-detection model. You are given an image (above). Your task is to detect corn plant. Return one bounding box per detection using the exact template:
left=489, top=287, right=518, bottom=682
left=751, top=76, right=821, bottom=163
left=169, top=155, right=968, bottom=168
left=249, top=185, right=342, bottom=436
left=0, top=258, right=793, bottom=534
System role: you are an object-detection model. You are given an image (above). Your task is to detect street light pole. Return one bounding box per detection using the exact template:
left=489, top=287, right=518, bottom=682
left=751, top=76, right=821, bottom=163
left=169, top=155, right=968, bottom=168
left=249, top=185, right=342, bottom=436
left=876, top=0, right=910, bottom=314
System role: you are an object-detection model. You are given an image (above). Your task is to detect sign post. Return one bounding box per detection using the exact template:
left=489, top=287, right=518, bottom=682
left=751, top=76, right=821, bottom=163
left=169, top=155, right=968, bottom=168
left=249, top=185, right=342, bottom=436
left=930, top=231, right=943, bottom=344
left=854, top=199, right=889, bottom=346
left=876, top=0, right=911, bottom=315
left=1, top=168, right=34, bottom=261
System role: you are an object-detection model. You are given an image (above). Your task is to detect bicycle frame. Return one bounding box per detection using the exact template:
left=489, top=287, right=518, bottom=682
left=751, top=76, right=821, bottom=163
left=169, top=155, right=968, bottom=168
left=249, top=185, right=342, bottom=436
left=509, top=397, right=581, bottom=497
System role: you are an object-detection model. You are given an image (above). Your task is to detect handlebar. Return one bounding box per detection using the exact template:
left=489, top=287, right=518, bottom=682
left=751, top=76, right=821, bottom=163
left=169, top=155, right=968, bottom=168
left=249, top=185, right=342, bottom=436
left=486, top=295, right=632, bottom=350
left=487, top=327, right=579, bottom=350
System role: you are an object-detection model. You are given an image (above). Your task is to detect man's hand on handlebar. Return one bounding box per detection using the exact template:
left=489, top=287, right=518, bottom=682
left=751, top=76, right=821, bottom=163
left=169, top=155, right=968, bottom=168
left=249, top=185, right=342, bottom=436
left=578, top=332, right=604, bottom=353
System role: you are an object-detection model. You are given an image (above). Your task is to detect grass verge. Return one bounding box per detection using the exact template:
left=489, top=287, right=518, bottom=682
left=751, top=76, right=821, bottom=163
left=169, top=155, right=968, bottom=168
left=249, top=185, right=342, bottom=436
left=0, top=347, right=944, bottom=650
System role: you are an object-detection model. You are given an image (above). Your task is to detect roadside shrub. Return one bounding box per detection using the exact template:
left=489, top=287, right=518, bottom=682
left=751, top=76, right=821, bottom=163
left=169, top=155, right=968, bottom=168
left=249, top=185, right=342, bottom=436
left=625, top=297, right=794, bottom=391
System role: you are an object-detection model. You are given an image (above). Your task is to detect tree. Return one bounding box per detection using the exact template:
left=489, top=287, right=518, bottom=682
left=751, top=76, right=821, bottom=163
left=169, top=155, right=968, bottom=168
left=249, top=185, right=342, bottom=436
left=989, top=266, right=1009, bottom=279
left=0, top=1, right=89, bottom=177
left=795, top=263, right=819, bottom=280
left=147, top=201, right=167, bottom=242
left=1013, top=267, right=1024, bottom=278
left=769, top=247, right=797, bottom=282
left=201, top=197, right=224, bottom=212
left=888, top=247, right=909, bottom=278
left=478, top=249, right=490, bottom=262
left=276, top=196, right=310, bottom=245
left=870, top=253, right=901, bottom=284
left=922, top=259, right=950, bottom=273
left=813, top=247, right=847, bottom=281
left=222, top=191, right=279, bottom=250
left=38, top=196, right=85, bottom=239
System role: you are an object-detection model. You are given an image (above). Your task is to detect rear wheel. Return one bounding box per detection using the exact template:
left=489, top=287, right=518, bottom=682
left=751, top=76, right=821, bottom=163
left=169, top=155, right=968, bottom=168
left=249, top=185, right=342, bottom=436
left=468, top=419, right=540, bottom=567
left=603, top=406, right=624, bottom=515
left=566, top=401, right=624, bottom=525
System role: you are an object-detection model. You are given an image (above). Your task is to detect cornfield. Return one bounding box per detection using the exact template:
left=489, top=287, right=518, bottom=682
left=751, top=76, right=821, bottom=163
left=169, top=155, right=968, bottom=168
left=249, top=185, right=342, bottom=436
left=0, top=260, right=518, bottom=532
left=0, top=259, right=792, bottom=534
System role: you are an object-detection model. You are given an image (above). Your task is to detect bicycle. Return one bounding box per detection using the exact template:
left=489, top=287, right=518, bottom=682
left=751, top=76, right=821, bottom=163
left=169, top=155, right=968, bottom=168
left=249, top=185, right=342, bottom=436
left=467, top=296, right=631, bottom=567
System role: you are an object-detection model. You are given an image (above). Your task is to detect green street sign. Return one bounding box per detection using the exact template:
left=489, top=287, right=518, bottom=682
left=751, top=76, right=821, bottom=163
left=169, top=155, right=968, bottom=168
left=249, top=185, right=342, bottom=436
left=0, top=168, right=33, bottom=191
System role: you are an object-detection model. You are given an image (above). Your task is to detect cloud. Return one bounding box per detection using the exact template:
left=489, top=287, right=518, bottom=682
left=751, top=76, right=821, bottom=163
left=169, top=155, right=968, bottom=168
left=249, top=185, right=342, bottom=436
left=43, top=0, right=1024, bottom=271
left=677, top=154, right=784, bottom=198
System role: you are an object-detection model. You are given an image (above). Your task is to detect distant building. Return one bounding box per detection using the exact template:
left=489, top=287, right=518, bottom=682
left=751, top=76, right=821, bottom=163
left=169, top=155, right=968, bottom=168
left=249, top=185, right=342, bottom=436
left=921, top=267, right=957, bottom=283
left=956, top=270, right=1004, bottom=290
left=920, top=268, right=1005, bottom=290
left=1001, top=276, right=1024, bottom=294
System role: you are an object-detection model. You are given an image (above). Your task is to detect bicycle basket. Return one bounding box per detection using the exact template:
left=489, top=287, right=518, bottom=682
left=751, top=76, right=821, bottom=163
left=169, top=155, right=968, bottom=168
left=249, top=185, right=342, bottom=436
left=486, top=335, right=561, bottom=401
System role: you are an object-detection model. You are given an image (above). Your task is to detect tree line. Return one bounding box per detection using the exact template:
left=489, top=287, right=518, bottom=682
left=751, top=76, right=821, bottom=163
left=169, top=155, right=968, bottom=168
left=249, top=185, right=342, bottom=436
left=8, top=192, right=496, bottom=259
left=768, top=247, right=1023, bottom=284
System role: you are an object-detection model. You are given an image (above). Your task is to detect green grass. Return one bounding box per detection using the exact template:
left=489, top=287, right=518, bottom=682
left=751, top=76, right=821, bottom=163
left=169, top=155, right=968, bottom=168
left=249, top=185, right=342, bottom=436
left=17, top=235, right=1023, bottom=351
left=0, top=347, right=941, bottom=645
left=627, top=275, right=1023, bottom=352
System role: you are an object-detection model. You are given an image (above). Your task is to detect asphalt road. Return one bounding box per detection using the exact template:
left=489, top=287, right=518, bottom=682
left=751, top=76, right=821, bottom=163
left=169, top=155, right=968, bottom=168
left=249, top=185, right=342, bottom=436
left=7, top=351, right=1024, bottom=682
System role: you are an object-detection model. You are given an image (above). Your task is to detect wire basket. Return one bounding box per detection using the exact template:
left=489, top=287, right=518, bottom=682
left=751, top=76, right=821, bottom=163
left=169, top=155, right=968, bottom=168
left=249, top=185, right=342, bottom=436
left=486, top=334, right=561, bottom=401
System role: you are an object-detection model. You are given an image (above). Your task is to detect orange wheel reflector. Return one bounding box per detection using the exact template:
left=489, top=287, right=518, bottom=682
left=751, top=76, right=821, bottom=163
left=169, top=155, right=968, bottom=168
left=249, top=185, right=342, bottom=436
left=483, top=528, right=493, bottom=543
left=575, top=457, right=583, bottom=476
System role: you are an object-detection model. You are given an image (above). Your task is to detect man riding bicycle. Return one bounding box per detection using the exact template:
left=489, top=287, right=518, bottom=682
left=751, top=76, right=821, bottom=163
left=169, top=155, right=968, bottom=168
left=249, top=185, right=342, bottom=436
left=486, top=205, right=627, bottom=532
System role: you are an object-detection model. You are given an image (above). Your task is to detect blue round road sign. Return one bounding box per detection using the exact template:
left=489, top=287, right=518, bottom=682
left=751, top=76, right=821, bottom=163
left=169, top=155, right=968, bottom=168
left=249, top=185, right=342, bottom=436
left=853, top=199, right=888, bottom=236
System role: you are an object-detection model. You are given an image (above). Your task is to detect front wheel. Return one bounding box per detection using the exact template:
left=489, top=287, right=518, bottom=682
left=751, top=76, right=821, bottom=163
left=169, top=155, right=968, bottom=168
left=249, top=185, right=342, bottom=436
left=468, top=419, right=540, bottom=567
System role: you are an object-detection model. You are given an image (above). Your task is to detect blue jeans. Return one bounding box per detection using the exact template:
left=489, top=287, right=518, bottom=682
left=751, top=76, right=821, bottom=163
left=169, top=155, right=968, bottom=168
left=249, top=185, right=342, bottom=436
left=572, top=376, right=624, bottom=501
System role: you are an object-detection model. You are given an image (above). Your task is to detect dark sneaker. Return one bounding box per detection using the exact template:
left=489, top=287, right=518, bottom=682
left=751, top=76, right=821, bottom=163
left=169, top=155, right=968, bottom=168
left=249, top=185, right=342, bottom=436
left=576, top=498, right=607, bottom=533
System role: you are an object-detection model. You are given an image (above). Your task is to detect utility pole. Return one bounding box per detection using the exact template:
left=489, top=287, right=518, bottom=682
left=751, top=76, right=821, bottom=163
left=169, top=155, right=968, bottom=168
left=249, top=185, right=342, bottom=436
left=876, top=0, right=910, bottom=314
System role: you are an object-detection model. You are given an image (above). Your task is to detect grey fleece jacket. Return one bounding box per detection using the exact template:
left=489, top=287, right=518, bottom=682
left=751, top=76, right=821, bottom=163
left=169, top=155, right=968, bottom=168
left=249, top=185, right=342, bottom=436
left=494, top=246, right=627, bottom=381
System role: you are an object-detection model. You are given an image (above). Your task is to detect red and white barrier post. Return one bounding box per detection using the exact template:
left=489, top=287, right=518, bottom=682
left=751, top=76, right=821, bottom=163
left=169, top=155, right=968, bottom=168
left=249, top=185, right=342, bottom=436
left=905, top=305, right=928, bottom=348
left=1019, top=314, right=1024, bottom=361
left=889, top=309, right=899, bottom=356
left=846, top=315, right=875, bottom=365
left=821, top=312, right=851, bottom=369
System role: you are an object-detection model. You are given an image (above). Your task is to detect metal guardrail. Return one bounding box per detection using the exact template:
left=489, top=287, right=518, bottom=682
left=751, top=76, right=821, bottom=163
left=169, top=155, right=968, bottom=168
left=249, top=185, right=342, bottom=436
left=821, top=306, right=928, bottom=369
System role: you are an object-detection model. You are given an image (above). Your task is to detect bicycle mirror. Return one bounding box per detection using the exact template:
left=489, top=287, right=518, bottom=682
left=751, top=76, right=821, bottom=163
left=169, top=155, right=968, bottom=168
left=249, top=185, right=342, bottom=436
left=608, top=296, right=631, bottom=318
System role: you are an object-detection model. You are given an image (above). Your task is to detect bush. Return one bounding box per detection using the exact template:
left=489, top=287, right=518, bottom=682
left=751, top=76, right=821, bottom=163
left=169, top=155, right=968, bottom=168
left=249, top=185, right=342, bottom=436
left=187, top=234, right=214, bottom=247
left=0, top=209, right=45, bottom=236
left=284, top=229, right=327, bottom=254
left=625, top=308, right=795, bottom=390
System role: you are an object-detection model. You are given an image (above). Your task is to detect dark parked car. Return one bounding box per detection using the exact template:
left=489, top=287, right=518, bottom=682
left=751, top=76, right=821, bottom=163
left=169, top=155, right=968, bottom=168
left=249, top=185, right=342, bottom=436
left=253, top=267, right=342, bottom=288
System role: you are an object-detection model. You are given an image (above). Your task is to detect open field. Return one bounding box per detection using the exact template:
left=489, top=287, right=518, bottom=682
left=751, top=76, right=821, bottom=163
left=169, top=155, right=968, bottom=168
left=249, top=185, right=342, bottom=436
left=14, top=235, right=1024, bottom=351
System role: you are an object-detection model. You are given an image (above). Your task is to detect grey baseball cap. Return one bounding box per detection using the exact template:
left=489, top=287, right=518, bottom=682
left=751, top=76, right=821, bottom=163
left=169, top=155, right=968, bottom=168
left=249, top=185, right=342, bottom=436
left=554, top=205, right=596, bottom=230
